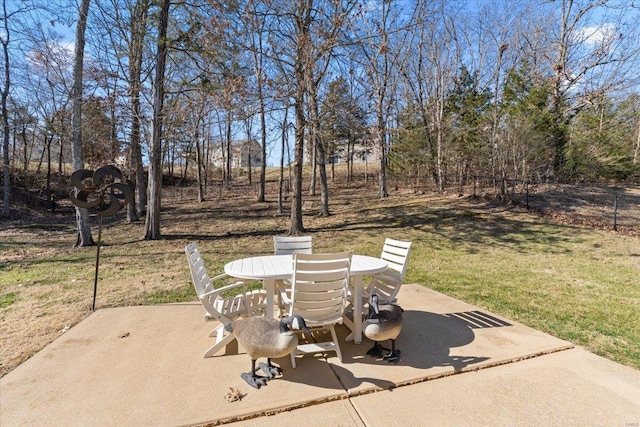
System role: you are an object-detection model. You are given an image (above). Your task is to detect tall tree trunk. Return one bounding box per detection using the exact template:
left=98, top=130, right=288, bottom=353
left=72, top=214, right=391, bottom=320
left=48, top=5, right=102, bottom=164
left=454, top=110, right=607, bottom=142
left=203, top=123, right=211, bottom=194
left=225, top=111, right=232, bottom=188
left=127, top=97, right=142, bottom=221
left=195, top=115, right=204, bottom=202
left=143, top=0, right=170, bottom=240
left=347, top=130, right=353, bottom=183
left=278, top=107, right=288, bottom=214
left=316, top=138, right=329, bottom=216
left=289, top=2, right=311, bottom=235
left=309, top=133, right=316, bottom=196
left=22, top=126, right=28, bottom=172
left=376, top=110, right=388, bottom=198
left=257, top=86, right=267, bottom=202
left=634, top=116, right=639, bottom=165
left=435, top=71, right=445, bottom=193
left=310, top=86, right=329, bottom=216
left=45, top=136, right=52, bottom=203
left=1, top=0, right=11, bottom=217
left=57, top=135, right=64, bottom=199
left=246, top=116, right=252, bottom=186
left=364, top=136, right=369, bottom=184
left=71, top=0, right=94, bottom=247
left=127, top=0, right=149, bottom=222
left=290, top=97, right=305, bottom=234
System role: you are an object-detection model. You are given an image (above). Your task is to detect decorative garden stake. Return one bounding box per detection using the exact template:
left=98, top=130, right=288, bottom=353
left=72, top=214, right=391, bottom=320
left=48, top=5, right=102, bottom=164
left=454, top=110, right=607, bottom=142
left=70, top=165, right=133, bottom=310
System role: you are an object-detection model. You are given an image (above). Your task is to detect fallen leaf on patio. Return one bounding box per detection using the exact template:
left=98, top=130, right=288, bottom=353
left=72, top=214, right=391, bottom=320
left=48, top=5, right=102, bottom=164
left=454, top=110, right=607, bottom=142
left=225, top=387, right=244, bottom=403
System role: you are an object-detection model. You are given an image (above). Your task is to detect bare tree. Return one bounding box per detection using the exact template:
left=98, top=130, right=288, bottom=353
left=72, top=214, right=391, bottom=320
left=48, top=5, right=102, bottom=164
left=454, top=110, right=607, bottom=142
left=129, top=0, right=150, bottom=220
left=266, top=0, right=358, bottom=231
left=143, top=0, right=170, bottom=240
left=635, top=100, right=640, bottom=165
left=1, top=0, right=15, bottom=217
left=261, top=0, right=311, bottom=233
left=307, top=1, right=357, bottom=216
left=125, top=0, right=150, bottom=220
left=91, top=0, right=151, bottom=221
left=1, top=0, right=41, bottom=216
left=288, top=0, right=311, bottom=233
left=351, top=0, right=406, bottom=198
left=244, top=0, right=270, bottom=203
left=71, top=0, right=94, bottom=247
left=544, top=0, right=640, bottom=178
left=277, top=104, right=290, bottom=214
left=189, top=96, right=208, bottom=202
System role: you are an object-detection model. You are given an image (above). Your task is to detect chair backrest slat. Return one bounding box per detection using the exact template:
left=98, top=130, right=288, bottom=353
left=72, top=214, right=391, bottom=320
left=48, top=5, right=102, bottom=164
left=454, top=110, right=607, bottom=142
left=185, top=242, right=250, bottom=322
left=185, top=242, right=268, bottom=358
left=274, top=236, right=313, bottom=255
left=370, top=238, right=412, bottom=303
left=186, top=243, right=218, bottom=316
left=186, top=243, right=210, bottom=294
left=381, top=238, right=412, bottom=275
left=289, top=251, right=352, bottom=325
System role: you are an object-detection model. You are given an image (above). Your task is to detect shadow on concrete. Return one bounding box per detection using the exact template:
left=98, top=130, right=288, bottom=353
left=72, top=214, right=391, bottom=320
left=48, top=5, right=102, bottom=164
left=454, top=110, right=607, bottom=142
left=340, top=310, right=493, bottom=373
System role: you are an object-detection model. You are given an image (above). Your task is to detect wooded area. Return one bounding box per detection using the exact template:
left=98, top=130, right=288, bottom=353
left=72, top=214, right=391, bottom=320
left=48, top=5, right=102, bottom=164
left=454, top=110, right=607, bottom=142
left=1, top=0, right=639, bottom=241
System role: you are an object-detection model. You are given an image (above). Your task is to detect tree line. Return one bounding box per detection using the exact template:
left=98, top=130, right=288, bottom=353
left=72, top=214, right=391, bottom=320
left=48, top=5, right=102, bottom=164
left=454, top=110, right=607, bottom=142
left=1, top=0, right=639, bottom=243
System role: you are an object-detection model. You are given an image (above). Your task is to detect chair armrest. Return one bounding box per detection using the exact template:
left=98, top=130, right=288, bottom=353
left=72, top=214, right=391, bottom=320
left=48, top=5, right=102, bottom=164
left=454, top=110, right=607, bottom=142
left=209, top=272, right=231, bottom=281
left=213, top=280, right=249, bottom=293
left=278, top=286, right=292, bottom=306
left=201, top=276, right=248, bottom=298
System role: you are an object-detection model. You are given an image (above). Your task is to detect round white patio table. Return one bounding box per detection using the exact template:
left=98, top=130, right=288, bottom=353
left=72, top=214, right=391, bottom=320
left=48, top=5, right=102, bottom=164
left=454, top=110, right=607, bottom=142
left=224, top=254, right=387, bottom=344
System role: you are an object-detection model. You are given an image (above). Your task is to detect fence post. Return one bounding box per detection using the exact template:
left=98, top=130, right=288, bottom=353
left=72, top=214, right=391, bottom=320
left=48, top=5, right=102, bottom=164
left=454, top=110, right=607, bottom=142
left=613, top=192, right=618, bottom=231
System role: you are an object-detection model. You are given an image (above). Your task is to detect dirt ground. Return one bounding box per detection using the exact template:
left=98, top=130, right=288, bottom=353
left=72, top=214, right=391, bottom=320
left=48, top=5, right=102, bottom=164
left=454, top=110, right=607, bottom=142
left=508, top=183, right=640, bottom=237
left=1, top=180, right=638, bottom=378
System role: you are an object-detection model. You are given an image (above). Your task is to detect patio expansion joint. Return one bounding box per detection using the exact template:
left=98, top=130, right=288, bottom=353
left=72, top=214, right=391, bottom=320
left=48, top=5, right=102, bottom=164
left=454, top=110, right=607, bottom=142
left=203, top=345, right=577, bottom=426
left=194, top=394, right=351, bottom=427
left=345, top=343, right=576, bottom=399
left=201, top=352, right=352, bottom=426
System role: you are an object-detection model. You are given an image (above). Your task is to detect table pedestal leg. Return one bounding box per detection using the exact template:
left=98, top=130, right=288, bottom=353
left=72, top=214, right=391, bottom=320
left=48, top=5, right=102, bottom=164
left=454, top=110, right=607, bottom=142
left=263, top=279, right=275, bottom=318
left=345, top=276, right=363, bottom=344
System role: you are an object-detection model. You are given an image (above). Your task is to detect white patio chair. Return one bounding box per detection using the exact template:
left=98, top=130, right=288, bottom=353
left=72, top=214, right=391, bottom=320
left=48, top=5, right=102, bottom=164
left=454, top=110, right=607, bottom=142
left=364, top=238, right=412, bottom=304
left=273, top=235, right=313, bottom=255
left=344, top=238, right=412, bottom=332
left=185, top=242, right=267, bottom=358
left=273, top=235, right=312, bottom=313
left=284, top=251, right=352, bottom=368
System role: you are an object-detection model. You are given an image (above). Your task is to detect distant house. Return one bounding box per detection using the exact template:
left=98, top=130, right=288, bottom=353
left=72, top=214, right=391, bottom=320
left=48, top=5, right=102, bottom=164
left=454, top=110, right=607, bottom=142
left=332, top=139, right=379, bottom=165
left=211, top=139, right=263, bottom=168
left=303, top=130, right=380, bottom=165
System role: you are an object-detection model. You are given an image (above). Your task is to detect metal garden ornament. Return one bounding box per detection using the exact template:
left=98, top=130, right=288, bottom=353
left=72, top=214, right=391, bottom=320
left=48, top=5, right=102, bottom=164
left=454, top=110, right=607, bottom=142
left=70, top=165, right=133, bottom=310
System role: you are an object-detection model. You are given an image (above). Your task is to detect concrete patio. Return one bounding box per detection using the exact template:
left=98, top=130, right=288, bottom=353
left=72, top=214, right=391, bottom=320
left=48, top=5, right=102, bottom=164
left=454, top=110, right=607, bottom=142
left=2, top=284, right=639, bottom=426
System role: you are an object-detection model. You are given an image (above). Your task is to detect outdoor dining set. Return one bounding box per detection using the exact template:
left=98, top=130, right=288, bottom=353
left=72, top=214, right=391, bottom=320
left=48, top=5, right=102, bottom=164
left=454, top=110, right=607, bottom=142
left=185, top=237, right=412, bottom=389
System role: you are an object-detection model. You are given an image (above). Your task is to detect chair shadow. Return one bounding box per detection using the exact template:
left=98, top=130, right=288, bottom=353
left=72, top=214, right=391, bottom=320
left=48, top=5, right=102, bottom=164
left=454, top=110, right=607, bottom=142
left=275, top=309, right=508, bottom=390
left=339, top=310, right=505, bottom=372
left=278, top=355, right=398, bottom=390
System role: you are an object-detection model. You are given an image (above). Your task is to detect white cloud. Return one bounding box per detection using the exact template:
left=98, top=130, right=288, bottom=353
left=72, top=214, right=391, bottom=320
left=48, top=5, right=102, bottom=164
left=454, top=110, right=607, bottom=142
left=61, top=41, right=75, bottom=55
left=575, top=23, right=617, bottom=46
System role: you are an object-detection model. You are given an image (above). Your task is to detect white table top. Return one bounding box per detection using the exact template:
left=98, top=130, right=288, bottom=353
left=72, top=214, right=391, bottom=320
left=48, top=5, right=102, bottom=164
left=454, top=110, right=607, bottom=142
left=224, top=254, right=387, bottom=281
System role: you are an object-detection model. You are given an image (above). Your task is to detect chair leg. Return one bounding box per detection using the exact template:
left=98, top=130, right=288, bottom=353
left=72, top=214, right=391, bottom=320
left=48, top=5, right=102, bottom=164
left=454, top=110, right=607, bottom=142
left=204, top=330, right=236, bottom=358
left=209, top=322, right=225, bottom=340
left=342, top=311, right=355, bottom=332
left=330, top=325, right=342, bottom=362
